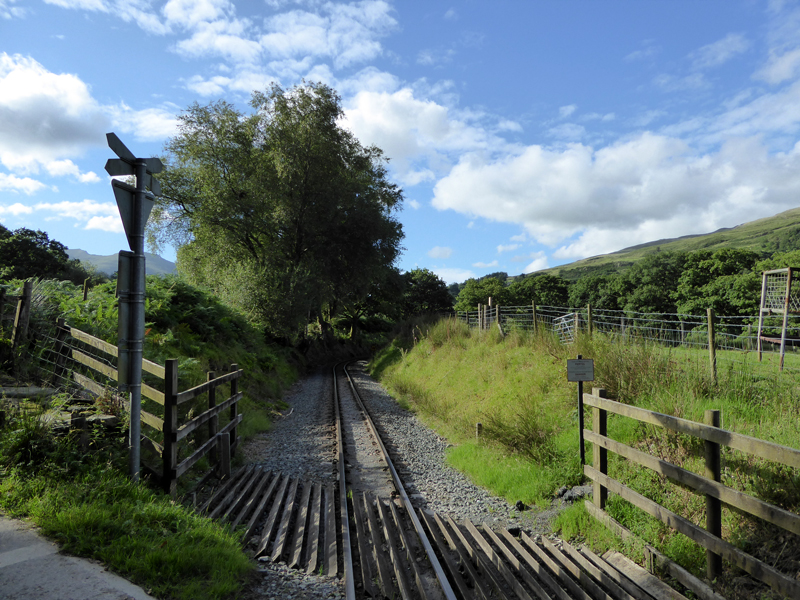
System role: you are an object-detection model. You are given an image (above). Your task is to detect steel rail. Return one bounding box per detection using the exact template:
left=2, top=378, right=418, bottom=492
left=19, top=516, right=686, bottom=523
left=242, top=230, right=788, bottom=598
left=343, top=362, right=458, bottom=600
left=332, top=363, right=356, bottom=600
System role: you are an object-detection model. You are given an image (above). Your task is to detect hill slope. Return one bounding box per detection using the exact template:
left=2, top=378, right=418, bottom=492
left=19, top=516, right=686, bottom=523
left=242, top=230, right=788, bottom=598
left=544, top=206, right=800, bottom=281
left=67, top=249, right=177, bottom=276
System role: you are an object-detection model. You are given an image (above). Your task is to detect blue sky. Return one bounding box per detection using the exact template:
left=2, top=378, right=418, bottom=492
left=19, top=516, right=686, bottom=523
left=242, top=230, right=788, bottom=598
left=3, top=1, right=800, bottom=284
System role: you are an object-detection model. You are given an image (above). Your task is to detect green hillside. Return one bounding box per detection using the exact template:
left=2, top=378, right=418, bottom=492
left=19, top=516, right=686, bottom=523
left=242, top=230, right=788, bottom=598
left=544, top=206, right=800, bottom=281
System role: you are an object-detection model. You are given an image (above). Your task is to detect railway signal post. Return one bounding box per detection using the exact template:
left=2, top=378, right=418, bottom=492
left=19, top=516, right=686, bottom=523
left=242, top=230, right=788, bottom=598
left=105, top=132, right=162, bottom=481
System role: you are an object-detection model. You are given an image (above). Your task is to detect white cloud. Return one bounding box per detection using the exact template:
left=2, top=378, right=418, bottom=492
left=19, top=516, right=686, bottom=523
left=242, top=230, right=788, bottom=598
left=45, top=160, right=100, bottom=183
left=691, top=33, right=750, bottom=70
left=432, top=131, right=800, bottom=258
left=0, top=198, right=121, bottom=230
left=433, top=267, right=474, bottom=284
left=0, top=0, right=25, bottom=18
left=625, top=40, right=659, bottom=62
left=755, top=1, right=800, bottom=84
left=497, top=243, right=519, bottom=253
left=109, top=104, right=180, bottom=141
left=583, top=112, right=615, bottom=122
left=473, top=260, right=498, bottom=268
left=428, top=246, right=452, bottom=259
left=523, top=251, right=548, bottom=274
left=417, top=48, right=455, bottom=66
left=407, top=199, right=421, bottom=209
left=0, top=53, right=109, bottom=174
left=85, top=215, right=124, bottom=232
left=44, top=0, right=108, bottom=9
left=0, top=175, right=48, bottom=195
left=259, top=1, right=397, bottom=69
left=756, top=47, right=800, bottom=84
left=497, top=119, right=522, bottom=132
left=0, top=201, right=34, bottom=215
left=653, top=72, right=708, bottom=92
left=559, top=104, right=577, bottom=118
left=548, top=123, right=585, bottom=141
left=444, top=8, right=457, bottom=20
left=34, top=199, right=118, bottom=222
left=0, top=53, right=174, bottom=186
left=342, top=87, right=504, bottom=183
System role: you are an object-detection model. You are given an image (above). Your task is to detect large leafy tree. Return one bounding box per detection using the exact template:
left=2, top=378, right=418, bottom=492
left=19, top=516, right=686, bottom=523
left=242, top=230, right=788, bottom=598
left=402, top=268, right=452, bottom=316
left=612, top=251, right=687, bottom=314
left=150, top=83, right=404, bottom=337
left=568, top=272, right=620, bottom=309
left=453, top=277, right=510, bottom=312
left=507, top=273, right=569, bottom=307
left=674, top=248, right=761, bottom=316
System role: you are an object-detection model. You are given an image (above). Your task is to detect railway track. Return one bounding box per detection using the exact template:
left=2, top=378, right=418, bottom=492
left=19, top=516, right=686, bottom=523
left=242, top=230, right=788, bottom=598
left=196, top=362, right=690, bottom=600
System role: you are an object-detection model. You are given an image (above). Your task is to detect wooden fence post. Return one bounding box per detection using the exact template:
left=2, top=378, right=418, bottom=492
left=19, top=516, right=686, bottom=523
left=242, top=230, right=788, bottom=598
left=51, top=319, right=71, bottom=386
left=83, top=278, right=89, bottom=302
left=230, top=364, right=238, bottom=455
left=707, top=308, right=717, bottom=384
left=208, top=371, right=217, bottom=466
left=12, top=280, right=32, bottom=349
left=704, top=409, right=722, bottom=580
left=592, top=388, right=608, bottom=510
left=532, top=303, right=537, bottom=334
left=587, top=304, right=593, bottom=338
left=163, top=359, right=179, bottom=497
left=217, top=433, right=231, bottom=479
left=496, top=304, right=503, bottom=335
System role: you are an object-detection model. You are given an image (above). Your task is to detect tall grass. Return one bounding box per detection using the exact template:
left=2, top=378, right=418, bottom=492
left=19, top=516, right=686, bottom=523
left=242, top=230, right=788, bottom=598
left=371, top=318, right=800, bottom=596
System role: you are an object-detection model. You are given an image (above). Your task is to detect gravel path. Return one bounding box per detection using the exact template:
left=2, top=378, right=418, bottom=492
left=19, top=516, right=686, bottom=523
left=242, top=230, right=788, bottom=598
left=239, top=362, right=570, bottom=598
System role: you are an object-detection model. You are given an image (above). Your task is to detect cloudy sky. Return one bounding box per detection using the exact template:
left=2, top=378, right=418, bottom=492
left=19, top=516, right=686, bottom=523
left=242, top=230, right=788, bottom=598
left=3, top=0, right=800, bottom=283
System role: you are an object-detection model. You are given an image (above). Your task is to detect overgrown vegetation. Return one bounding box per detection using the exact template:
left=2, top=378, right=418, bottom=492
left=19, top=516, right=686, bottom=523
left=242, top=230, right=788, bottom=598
left=371, top=319, right=800, bottom=599
left=0, top=274, right=300, bottom=599
left=0, top=401, right=252, bottom=600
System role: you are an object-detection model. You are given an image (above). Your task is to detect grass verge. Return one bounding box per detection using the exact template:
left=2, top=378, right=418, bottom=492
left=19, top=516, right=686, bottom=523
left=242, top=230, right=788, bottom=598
left=0, top=405, right=253, bottom=600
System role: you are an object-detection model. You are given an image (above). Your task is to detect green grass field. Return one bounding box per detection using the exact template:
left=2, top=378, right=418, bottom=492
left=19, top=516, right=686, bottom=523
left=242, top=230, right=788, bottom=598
left=371, top=318, right=800, bottom=599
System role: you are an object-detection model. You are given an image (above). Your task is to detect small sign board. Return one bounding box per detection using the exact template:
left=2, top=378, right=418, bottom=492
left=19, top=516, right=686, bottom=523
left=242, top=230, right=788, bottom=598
left=567, top=358, right=594, bottom=382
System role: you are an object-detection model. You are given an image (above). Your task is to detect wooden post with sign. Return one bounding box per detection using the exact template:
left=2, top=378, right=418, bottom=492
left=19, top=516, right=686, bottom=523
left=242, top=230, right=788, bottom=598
left=567, top=356, right=594, bottom=465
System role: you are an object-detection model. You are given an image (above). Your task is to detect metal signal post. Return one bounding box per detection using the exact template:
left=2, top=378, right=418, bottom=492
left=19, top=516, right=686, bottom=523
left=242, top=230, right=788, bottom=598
left=105, top=133, right=162, bottom=481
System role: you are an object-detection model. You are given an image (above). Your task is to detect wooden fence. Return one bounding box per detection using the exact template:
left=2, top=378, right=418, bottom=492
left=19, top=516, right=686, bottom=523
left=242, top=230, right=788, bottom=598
left=0, top=280, right=33, bottom=348
left=51, top=319, right=242, bottom=496
left=583, top=387, right=800, bottom=598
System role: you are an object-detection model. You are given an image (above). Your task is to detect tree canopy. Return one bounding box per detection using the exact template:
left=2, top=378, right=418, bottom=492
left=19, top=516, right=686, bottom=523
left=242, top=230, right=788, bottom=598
left=150, top=83, right=404, bottom=337
left=402, top=269, right=452, bottom=317
left=0, top=225, right=92, bottom=284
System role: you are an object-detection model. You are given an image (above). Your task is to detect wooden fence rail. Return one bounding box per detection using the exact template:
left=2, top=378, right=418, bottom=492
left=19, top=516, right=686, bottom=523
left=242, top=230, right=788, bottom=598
left=52, top=319, right=242, bottom=497
left=584, top=387, right=800, bottom=599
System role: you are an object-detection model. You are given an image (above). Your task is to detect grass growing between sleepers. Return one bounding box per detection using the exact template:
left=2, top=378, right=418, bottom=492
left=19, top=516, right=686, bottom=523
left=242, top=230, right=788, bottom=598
left=370, top=316, right=800, bottom=598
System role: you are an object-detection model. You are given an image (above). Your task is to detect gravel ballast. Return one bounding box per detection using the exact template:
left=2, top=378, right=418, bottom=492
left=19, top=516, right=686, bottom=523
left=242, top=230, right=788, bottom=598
left=240, top=362, right=571, bottom=597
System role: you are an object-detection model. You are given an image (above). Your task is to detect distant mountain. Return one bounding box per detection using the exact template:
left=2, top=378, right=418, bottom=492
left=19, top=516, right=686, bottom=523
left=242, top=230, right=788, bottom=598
left=67, top=249, right=177, bottom=276
left=540, top=206, right=800, bottom=282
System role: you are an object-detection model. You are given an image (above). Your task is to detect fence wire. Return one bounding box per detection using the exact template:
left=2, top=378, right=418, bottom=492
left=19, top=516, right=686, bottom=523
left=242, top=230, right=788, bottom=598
left=454, top=304, right=800, bottom=377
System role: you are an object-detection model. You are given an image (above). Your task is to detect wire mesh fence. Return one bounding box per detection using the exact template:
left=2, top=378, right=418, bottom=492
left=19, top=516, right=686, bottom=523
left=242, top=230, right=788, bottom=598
left=453, top=304, right=800, bottom=378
